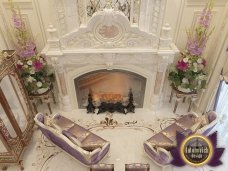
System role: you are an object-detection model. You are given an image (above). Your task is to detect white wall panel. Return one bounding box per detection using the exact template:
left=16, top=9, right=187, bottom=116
left=0, top=0, right=46, bottom=51
left=164, top=0, right=185, bottom=43
left=164, top=0, right=227, bottom=55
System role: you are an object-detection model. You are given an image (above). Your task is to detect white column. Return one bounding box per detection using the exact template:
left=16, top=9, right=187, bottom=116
left=65, top=0, right=80, bottom=31
left=77, top=0, right=88, bottom=26
left=138, top=0, right=148, bottom=31
left=45, top=25, right=72, bottom=111
left=159, top=23, right=172, bottom=49
left=47, top=0, right=62, bottom=34
left=151, top=63, right=168, bottom=110
left=46, top=25, right=62, bottom=53
left=51, top=57, right=72, bottom=111
left=130, top=0, right=134, bottom=25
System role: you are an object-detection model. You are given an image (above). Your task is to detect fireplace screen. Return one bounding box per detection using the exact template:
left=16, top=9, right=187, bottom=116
left=74, top=70, right=146, bottom=108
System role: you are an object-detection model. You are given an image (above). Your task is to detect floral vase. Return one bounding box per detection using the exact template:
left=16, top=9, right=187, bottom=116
left=177, top=86, right=193, bottom=94
left=37, top=87, right=50, bottom=94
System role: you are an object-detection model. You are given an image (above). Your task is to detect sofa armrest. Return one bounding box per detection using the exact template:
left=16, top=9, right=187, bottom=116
left=90, top=142, right=110, bottom=164
left=197, top=118, right=218, bottom=135
left=144, top=141, right=172, bottom=166
left=197, top=111, right=218, bottom=135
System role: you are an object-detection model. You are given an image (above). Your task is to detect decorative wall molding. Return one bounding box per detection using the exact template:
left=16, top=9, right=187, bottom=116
left=0, top=7, right=9, bottom=49
left=173, top=0, right=186, bottom=43
left=139, top=0, right=166, bottom=38
left=77, top=0, right=86, bottom=25
left=2, top=0, right=33, bottom=10
left=34, top=0, right=47, bottom=43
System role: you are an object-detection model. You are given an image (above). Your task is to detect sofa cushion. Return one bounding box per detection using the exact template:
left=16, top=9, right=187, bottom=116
left=63, top=131, right=82, bottom=147
left=81, top=133, right=107, bottom=152
left=66, top=124, right=90, bottom=142
left=44, top=116, right=53, bottom=126
left=43, top=116, right=63, bottom=132
left=147, top=133, right=174, bottom=149
left=176, top=114, right=196, bottom=129
left=161, top=123, right=185, bottom=140
left=52, top=115, right=75, bottom=131
left=194, top=115, right=209, bottom=127
left=190, top=121, right=203, bottom=132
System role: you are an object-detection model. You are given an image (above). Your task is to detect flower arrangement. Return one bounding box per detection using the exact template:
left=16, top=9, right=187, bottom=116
left=168, top=0, right=214, bottom=93
left=16, top=55, right=54, bottom=94
left=9, top=0, right=54, bottom=94
left=10, top=0, right=36, bottom=58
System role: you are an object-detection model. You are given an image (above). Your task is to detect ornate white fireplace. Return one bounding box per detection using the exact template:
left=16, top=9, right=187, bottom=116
left=42, top=0, right=178, bottom=111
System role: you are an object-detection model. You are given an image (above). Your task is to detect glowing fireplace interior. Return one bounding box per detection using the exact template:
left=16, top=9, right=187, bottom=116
left=74, top=70, right=146, bottom=108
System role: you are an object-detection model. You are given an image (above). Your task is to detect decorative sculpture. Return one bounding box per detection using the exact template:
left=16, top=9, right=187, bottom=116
left=86, top=92, right=96, bottom=113
left=97, top=102, right=126, bottom=114
left=86, top=88, right=135, bottom=114
left=126, top=88, right=135, bottom=113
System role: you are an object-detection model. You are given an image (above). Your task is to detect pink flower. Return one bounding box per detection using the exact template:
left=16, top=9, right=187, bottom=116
left=18, top=49, right=36, bottom=58
left=187, top=40, right=205, bottom=56
left=176, top=60, right=189, bottom=71
left=13, top=14, right=23, bottom=29
left=198, top=7, right=212, bottom=28
left=202, top=59, right=207, bottom=66
left=33, top=60, right=42, bottom=71
left=17, top=64, right=22, bottom=70
left=26, top=42, right=36, bottom=50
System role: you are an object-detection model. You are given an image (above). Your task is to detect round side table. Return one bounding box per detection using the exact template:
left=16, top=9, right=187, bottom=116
left=169, top=86, right=197, bottom=113
left=28, top=85, right=56, bottom=114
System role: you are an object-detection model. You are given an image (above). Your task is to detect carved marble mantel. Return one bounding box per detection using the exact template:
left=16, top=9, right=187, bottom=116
left=42, top=8, right=178, bottom=111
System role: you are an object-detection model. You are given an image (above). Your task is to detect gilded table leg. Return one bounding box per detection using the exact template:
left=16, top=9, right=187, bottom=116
left=47, top=103, right=52, bottom=114
left=188, top=99, right=192, bottom=112
left=173, top=100, right=179, bottom=113
left=32, top=102, right=38, bottom=113
left=19, top=160, right=24, bottom=170
left=183, top=97, right=186, bottom=103
left=52, top=91, right=56, bottom=104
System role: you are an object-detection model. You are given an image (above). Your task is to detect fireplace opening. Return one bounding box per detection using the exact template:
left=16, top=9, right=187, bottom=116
left=74, top=70, right=146, bottom=108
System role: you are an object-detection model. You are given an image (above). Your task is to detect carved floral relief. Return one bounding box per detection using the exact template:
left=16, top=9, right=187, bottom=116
left=98, top=25, right=119, bottom=39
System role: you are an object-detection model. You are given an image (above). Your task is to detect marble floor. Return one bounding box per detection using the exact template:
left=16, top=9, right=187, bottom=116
left=4, top=99, right=228, bottom=171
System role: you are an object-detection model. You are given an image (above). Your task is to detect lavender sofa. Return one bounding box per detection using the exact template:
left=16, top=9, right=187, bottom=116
left=34, top=113, right=110, bottom=166
left=144, top=111, right=218, bottom=166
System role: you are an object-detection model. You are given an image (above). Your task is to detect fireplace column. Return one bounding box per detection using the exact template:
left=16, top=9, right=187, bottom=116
left=152, top=63, right=169, bottom=110
left=45, top=25, right=72, bottom=111
left=52, top=58, right=72, bottom=111
left=151, top=23, right=178, bottom=110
